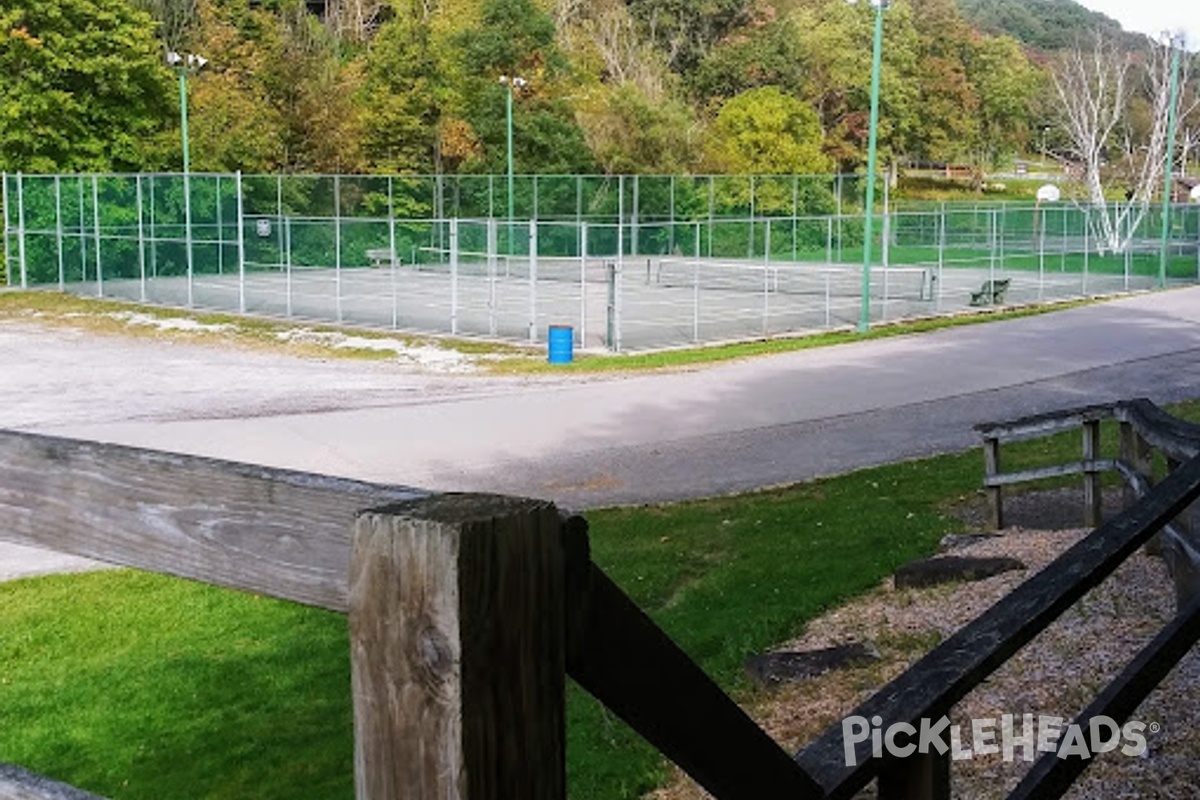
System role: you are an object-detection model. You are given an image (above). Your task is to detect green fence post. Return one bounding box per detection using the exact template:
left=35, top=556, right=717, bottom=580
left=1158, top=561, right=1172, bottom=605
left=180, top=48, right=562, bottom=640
left=15, top=172, right=28, bottom=288
left=136, top=175, right=146, bottom=301
left=56, top=175, right=66, bottom=291
left=236, top=171, right=246, bottom=314
left=92, top=175, right=102, bottom=297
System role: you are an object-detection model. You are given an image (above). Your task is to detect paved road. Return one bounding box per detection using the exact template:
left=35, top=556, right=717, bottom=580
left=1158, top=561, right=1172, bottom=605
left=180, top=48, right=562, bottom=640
left=5, top=287, right=1200, bottom=578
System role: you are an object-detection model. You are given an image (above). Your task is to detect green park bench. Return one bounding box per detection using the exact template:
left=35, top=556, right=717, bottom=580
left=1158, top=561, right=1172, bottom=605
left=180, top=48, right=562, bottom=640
left=970, top=278, right=1010, bottom=307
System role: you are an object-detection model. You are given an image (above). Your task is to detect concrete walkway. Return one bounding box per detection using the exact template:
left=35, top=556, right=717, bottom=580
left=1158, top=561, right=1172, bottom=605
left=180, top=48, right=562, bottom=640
left=5, top=287, right=1200, bottom=579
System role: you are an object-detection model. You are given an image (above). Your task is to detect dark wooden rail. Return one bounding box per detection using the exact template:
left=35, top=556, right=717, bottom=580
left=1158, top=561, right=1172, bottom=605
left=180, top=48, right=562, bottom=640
left=1, top=400, right=1198, bottom=799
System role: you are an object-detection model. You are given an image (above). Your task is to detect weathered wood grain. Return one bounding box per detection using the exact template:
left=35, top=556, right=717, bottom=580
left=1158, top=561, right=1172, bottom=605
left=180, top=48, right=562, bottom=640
left=0, top=764, right=108, bottom=800
left=1118, top=421, right=1154, bottom=512
left=1116, top=399, right=1200, bottom=462
left=1083, top=420, right=1103, bottom=527
left=349, top=495, right=566, bottom=800
left=974, top=404, right=1115, bottom=443
left=984, top=437, right=1003, bottom=529
left=797, top=452, right=1200, bottom=800
left=0, top=429, right=424, bottom=610
left=982, top=459, right=1116, bottom=488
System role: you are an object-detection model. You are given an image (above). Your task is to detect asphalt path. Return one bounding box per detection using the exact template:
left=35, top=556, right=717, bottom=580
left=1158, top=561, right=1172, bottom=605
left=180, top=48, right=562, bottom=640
left=5, top=287, right=1200, bottom=578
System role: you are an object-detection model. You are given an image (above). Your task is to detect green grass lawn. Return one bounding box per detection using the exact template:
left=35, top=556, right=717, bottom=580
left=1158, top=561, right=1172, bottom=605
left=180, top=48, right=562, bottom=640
left=2, top=406, right=1196, bottom=799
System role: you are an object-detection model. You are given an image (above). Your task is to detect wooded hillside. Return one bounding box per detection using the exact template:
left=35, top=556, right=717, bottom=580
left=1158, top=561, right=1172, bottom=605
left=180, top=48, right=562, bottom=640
left=0, top=0, right=1189, bottom=177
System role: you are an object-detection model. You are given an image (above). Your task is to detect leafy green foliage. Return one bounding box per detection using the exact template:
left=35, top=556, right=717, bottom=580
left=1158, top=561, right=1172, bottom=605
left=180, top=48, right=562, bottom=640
left=575, top=83, right=700, bottom=174
left=0, top=0, right=1168, bottom=179
left=0, top=0, right=173, bottom=172
left=705, top=86, right=832, bottom=175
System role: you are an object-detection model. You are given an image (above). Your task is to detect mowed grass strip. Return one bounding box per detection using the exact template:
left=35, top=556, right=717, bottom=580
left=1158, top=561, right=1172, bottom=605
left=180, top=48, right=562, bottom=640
left=4, top=401, right=1198, bottom=799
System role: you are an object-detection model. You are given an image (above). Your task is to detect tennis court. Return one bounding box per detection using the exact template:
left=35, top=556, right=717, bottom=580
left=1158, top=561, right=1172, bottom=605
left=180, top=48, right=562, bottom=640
left=5, top=171, right=1199, bottom=351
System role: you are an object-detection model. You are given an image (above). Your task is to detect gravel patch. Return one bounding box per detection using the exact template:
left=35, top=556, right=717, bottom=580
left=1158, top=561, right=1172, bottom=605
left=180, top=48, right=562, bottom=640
left=651, top=497, right=1199, bottom=800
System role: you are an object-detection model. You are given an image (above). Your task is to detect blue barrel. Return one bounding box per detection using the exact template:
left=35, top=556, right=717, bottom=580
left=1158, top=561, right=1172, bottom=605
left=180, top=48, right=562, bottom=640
left=548, top=325, right=574, bottom=364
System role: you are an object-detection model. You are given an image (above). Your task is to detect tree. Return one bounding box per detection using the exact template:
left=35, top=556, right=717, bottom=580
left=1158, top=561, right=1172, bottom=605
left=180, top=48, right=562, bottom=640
left=455, top=0, right=595, bottom=174
left=704, top=86, right=831, bottom=175
left=362, top=10, right=445, bottom=172
left=1050, top=32, right=1189, bottom=252
left=967, top=35, right=1042, bottom=167
left=688, top=16, right=811, bottom=107
left=625, top=0, right=757, bottom=75
left=906, top=0, right=980, bottom=166
left=180, top=0, right=287, bottom=172
left=131, top=0, right=199, bottom=50
left=0, top=0, right=173, bottom=172
left=575, top=83, right=701, bottom=174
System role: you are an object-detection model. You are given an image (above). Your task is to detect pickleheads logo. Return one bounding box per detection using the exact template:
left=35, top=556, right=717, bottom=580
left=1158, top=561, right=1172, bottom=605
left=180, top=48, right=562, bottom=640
left=842, top=714, right=1151, bottom=767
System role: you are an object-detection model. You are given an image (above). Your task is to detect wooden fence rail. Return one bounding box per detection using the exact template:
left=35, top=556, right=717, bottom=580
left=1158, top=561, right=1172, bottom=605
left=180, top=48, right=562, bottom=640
left=2, top=400, right=1200, bottom=800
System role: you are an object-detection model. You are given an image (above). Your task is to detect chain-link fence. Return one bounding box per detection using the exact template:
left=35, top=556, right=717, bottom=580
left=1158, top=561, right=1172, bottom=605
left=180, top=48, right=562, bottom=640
left=4, top=172, right=1199, bottom=351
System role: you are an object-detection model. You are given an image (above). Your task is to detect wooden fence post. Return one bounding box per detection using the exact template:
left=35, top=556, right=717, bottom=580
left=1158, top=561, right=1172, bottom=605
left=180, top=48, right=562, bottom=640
left=1118, top=421, right=1153, bottom=509
left=984, top=437, right=1003, bottom=529
left=1120, top=422, right=1159, bottom=554
left=1082, top=419, right=1103, bottom=527
left=348, top=494, right=566, bottom=800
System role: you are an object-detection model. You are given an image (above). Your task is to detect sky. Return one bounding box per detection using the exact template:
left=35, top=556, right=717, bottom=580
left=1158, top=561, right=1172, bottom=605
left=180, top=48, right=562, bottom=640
left=1074, top=0, right=1198, bottom=49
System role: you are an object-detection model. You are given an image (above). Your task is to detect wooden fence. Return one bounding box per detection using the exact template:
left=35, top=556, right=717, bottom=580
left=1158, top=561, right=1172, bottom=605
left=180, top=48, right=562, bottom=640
left=977, top=397, right=1200, bottom=605
left=1, top=402, right=1199, bottom=799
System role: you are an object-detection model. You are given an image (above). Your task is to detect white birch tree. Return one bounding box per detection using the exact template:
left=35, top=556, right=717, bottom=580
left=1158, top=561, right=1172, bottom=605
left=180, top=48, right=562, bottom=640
left=1051, top=31, right=1190, bottom=253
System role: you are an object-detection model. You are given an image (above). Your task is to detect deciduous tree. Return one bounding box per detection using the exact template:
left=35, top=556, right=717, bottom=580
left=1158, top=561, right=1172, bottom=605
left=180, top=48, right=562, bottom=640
left=0, top=0, right=172, bottom=172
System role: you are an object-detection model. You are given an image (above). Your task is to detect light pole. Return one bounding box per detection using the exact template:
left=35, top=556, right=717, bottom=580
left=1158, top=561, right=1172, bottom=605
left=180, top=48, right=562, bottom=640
left=167, top=51, right=207, bottom=173
left=851, top=0, right=888, bottom=333
left=499, top=75, right=527, bottom=255
left=1159, top=33, right=1183, bottom=289
left=167, top=51, right=207, bottom=306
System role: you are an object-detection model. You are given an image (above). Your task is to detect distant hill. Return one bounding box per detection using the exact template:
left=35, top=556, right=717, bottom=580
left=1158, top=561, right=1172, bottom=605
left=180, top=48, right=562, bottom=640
left=958, top=0, right=1146, bottom=52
